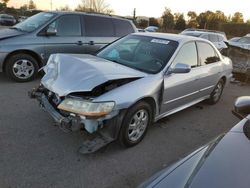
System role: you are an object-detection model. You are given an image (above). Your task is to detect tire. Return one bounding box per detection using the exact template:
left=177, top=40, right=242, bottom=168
left=5, top=53, right=39, bottom=82
left=206, top=79, right=225, bottom=105
left=119, top=101, right=153, bottom=147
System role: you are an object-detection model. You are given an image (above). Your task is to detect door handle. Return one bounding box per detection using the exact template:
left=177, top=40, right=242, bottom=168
left=88, top=41, right=94, bottom=45
left=76, top=41, right=83, bottom=45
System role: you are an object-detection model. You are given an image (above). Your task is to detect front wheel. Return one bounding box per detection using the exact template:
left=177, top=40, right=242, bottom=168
left=5, top=53, right=39, bottom=82
left=207, top=79, right=225, bottom=105
left=119, top=101, right=152, bottom=147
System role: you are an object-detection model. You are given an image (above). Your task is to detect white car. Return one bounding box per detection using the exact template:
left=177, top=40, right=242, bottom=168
left=181, top=29, right=228, bottom=51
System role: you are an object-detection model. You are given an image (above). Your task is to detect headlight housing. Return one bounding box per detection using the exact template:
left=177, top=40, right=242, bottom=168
left=58, top=98, right=115, bottom=117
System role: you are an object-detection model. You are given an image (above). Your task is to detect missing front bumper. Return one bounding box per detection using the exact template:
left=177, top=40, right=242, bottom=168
left=29, top=87, right=125, bottom=153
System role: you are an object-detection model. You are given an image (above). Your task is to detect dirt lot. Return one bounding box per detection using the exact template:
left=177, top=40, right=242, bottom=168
left=0, top=73, right=249, bottom=188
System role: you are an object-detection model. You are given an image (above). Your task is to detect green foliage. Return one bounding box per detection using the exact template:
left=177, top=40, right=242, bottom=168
left=137, top=19, right=149, bottom=28
left=220, top=23, right=250, bottom=36
left=28, top=0, right=36, bottom=10
left=175, top=13, right=186, bottom=30
left=149, top=17, right=159, bottom=27
left=231, top=12, right=244, bottom=23
left=0, top=2, right=6, bottom=11
left=162, top=8, right=174, bottom=30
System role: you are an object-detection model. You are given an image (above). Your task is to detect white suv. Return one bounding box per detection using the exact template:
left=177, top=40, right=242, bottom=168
left=181, top=29, right=228, bottom=51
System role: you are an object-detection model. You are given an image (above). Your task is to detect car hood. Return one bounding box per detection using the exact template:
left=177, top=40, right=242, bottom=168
left=41, top=54, right=147, bottom=97
left=0, top=28, right=24, bottom=40
left=142, top=117, right=250, bottom=188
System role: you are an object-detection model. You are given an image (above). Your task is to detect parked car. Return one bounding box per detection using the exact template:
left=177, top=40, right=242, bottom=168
left=0, top=11, right=137, bottom=82
left=17, top=16, right=28, bottom=23
left=29, top=33, right=232, bottom=153
left=145, top=26, right=159, bottom=32
left=181, top=29, right=228, bottom=51
left=228, top=36, right=250, bottom=50
left=228, top=37, right=241, bottom=42
left=138, top=28, right=147, bottom=32
left=0, top=14, right=16, bottom=26
left=139, top=96, right=250, bottom=188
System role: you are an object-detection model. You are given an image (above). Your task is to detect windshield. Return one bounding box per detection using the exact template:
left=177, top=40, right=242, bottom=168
left=97, top=35, right=178, bottom=74
left=12, top=12, right=56, bottom=32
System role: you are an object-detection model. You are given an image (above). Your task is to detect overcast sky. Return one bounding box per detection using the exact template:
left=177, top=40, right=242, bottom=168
left=8, top=0, right=250, bottom=20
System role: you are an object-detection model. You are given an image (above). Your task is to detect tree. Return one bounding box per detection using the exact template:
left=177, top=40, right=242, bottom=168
left=196, top=11, right=214, bottom=29
left=28, top=0, right=36, bottom=10
left=0, top=2, right=6, bottom=11
left=247, top=19, right=250, bottom=24
left=187, top=11, right=199, bottom=28
left=1, top=0, right=9, bottom=5
left=162, top=8, right=174, bottom=30
left=209, top=10, right=227, bottom=30
left=75, top=0, right=113, bottom=14
left=59, top=5, right=71, bottom=11
left=149, top=17, right=159, bottom=27
left=231, top=12, right=244, bottom=23
left=174, top=13, right=186, bottom=30
left=137, top=19, right=148, bottom=28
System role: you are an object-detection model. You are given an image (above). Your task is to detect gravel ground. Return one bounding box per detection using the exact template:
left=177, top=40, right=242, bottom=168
left=0, top=73, right=249, bottom=188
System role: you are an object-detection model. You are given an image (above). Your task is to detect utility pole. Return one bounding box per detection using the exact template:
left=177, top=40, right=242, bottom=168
left=50, top=0, right=52, bottom=10
left=133, top=8, right=136, bottom=24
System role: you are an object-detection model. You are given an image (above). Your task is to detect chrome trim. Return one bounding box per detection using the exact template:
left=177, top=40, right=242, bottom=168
left=164, top=90, right=199, bottom=104
left=199, top=85, right=215, bottom=92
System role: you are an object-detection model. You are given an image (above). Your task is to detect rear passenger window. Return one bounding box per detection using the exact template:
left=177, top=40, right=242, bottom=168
left=48, top=15, right=81, bottom=36
left=197, top=42, right=220, bottom=65
left=84, top=15, right=115, bottom=37
left=209, top=34, right=219, bottom=42
left=113, top=19, right=134, bottom=37
left=172, top=42, right=198, bottom=68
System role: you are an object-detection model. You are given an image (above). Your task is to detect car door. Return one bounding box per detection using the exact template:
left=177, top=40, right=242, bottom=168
left=83, top=15, right=117, bottom=54
left=161, top=42, right=203, bottom=114
left=42, top=14, right=85, bottom=62
left=196, top=41, right=222, bottom=97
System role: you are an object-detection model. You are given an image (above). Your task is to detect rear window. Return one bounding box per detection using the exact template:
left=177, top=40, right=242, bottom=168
left=113, top=19, right=134, bottom=37
left=84, top=15, right=115, bottom=37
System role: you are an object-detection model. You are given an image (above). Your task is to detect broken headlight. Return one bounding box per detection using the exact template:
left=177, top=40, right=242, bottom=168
left=57, top=98, right=115, bottom=117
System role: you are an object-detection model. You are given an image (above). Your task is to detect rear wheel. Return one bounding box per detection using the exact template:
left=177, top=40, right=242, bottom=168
left=119, top=101, right=152, bottom=147
left=5, top=53, right=39, bottom=82
left=207, top=79, right=225, bottom=105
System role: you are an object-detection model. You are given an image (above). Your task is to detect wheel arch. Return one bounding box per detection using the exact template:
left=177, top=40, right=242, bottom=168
left=130, top=96, right=157, bottom=120
left=3, top=50, right=43, bottom=72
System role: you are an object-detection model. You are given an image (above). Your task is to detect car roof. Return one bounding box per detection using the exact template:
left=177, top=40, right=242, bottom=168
left=132, top=32, right=209, bottom=43
left=46, top=11, right=131, bottom=21
left=183, top=30, right=224, bottom=37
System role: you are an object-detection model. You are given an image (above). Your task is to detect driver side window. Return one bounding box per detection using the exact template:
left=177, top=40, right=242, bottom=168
left=48, top=15, right=81, bottom=36
left=172, top=42, right=198, bottom=68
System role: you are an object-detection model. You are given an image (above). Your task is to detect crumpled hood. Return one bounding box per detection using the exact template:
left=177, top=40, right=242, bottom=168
left=0, top=28, right=24, bottom=40
left=42, top=54, right=147, bottom=96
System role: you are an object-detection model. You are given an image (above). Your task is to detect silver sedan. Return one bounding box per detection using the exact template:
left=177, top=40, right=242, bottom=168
left=30, top=33, right=232, bottom=153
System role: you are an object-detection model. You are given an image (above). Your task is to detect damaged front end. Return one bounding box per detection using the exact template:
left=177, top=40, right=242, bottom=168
left=29, top=54, right=146, bottom=153
left=29, top=84, right=127, bottom=154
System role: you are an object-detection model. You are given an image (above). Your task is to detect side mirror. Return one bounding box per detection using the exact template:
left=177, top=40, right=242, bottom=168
left=233, top=96, right=250, bottom=119
left=169, top=63, right=191, bottom=74
left=46, top=27, right=57, bottom=36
